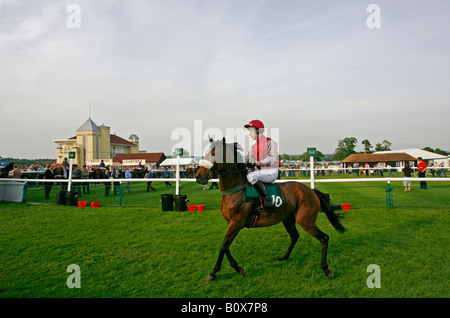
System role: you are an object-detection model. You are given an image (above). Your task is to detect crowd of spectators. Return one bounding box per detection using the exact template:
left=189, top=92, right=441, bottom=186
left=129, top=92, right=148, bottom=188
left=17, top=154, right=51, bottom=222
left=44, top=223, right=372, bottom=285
left=279, top=162, right=448, bottom=178
left=2, top=162, right=448, bottom=179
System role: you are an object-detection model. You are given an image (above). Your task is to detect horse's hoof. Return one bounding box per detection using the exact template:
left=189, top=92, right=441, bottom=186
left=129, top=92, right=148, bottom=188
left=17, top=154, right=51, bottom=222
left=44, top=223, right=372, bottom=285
left=325, top=270, right=335, bottom=280
left=237, top=266, right=246, bottom=277
left=206, top=274, right=215, bottom=282
left=275, top=256, right=288, bottom=263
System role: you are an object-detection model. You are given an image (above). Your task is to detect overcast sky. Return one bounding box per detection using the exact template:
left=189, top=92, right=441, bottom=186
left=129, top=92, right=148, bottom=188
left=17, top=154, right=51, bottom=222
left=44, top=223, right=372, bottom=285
left=1, top=0, right=449, bottom=159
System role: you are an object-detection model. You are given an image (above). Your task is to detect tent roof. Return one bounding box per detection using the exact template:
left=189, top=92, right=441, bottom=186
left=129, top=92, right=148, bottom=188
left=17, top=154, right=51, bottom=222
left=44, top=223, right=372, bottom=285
left=159, top=158, right=196, bottom=166
left=374, top=148, right=447, bottom=160
left=342, top=153, right=416, bottom=163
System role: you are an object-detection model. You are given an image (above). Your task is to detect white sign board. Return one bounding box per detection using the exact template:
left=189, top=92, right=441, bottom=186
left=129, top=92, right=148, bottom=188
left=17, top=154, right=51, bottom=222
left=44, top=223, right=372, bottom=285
left=122, top=159, right=146, bottom=166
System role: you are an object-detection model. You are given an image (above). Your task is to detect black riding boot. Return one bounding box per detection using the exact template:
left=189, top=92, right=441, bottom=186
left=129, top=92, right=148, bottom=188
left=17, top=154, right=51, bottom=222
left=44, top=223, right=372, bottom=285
left=253, top=181, right=274, bottom=209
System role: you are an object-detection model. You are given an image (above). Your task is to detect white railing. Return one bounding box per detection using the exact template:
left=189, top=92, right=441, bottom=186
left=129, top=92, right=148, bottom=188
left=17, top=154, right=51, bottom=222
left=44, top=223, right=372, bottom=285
left=1, top=176, right=447, bottom=185
left=1, top=164, right=448, bottom=192
left=1, top=176, right=448, bottom=208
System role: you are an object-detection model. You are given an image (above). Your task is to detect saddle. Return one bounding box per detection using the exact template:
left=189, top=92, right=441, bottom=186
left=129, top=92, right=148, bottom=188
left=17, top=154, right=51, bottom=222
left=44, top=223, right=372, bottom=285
left=244, top=183, right=284, bottom=209
left=244, top=182, right=284, bottom=227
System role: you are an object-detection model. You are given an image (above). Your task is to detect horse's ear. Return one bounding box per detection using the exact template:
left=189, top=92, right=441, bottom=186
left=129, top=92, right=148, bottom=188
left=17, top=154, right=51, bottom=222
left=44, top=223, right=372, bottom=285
left=208, top=135, right=214, bottom=143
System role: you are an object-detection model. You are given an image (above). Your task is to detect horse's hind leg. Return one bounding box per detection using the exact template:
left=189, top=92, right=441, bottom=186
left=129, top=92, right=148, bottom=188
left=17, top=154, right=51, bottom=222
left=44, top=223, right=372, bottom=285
left=275, top=214, right=299, bottom=262
left=301, top=223, right=335, bottom=279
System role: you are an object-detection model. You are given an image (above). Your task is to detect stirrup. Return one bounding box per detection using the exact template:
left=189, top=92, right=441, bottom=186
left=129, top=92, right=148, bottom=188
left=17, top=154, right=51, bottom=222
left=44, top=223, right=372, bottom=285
left=262, top=197, right=274, bottom=210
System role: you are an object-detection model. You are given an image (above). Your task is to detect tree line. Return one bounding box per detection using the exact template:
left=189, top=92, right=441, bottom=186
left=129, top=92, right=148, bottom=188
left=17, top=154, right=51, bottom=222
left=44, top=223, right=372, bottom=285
left=280, top=137, right=449, bottom=162
left=332, top=137, right=392, bottom=160
left=0, top=157, right=55, bottom=167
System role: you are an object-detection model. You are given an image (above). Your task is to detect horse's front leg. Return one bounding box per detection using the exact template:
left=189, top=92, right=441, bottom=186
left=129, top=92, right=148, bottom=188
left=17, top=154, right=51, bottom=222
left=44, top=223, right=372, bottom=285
left=206, top=223, right=244, bottom=282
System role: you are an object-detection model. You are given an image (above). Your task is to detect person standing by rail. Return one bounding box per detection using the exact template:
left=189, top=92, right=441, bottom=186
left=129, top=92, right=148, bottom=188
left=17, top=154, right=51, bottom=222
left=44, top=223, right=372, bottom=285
left=417, top=157, right=427, bottom=189
left=43, top=165, right=54, bottom=199
left=402, top=162, right=412, bottom=191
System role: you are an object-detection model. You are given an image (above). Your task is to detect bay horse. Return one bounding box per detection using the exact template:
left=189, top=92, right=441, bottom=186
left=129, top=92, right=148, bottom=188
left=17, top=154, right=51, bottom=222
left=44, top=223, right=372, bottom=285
left=92, top=167, right=107, bottom=179
left=185, top=167, right=197, bottom=178
left=132, top=167, right=145, bottom=178
left=0, top=162, right=14, bottom=178
left=195, top=138, right=346, bottom=281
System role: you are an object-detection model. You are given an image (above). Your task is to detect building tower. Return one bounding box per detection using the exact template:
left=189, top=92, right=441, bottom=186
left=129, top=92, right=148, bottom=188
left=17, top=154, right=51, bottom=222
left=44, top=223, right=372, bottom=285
left=76, top=117, right=100, bottom=165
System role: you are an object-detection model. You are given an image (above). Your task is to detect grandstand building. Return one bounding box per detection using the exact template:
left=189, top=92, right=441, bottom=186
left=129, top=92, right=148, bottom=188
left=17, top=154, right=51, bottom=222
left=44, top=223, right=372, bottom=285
left=53, top=117, right=144, bottom=166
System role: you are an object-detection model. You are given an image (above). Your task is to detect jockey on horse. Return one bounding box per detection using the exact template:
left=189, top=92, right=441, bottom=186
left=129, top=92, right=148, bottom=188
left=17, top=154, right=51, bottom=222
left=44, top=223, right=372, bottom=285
left=244, top=120, right=279, bottom=210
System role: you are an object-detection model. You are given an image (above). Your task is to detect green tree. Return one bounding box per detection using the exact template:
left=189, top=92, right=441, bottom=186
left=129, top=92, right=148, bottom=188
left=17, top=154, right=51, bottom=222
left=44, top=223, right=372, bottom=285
left=433, top=148, right=447, bottom=155
left=375, top=140, right=392, bottom=151
left=298, top=150, right=324, bottom=162
left=423, top=147, right=448, bottom=156
left=361, top=139, right=373, bottom=154
left=333, top=137, right=357, bottom=160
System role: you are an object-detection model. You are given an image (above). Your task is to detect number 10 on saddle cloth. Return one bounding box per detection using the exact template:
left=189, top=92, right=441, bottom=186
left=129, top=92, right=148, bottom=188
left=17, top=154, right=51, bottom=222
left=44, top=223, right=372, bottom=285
left=244, top=183, right=284, bottom=209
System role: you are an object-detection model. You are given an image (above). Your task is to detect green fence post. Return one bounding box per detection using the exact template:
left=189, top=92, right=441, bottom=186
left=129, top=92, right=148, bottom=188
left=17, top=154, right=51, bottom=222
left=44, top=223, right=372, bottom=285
left=386, top=181, right=393, bottom=209
left=22, top=181, right=28, bottom=203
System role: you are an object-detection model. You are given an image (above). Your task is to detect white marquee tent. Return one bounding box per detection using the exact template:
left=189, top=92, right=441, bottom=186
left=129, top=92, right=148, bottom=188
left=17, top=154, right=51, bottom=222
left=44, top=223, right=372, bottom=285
left=375, top=148, right=448, bottom=166
left=159, top=158, right=197, bottom=166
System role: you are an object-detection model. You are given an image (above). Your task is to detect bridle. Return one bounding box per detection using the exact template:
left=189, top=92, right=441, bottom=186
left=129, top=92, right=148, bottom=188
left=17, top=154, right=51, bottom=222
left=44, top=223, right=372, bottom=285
left=199, top=140, right=250, bottom=179
left=199, top=158, right=248, bottom=178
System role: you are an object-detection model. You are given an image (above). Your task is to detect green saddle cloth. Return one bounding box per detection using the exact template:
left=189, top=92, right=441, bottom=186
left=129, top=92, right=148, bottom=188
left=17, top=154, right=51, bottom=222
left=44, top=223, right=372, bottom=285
left=244, top=183, right=284, bottom=209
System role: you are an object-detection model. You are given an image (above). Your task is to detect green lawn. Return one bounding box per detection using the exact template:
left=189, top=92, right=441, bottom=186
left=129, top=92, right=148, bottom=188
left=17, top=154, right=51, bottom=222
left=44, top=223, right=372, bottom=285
left=1, top=179, right=449, bottom=298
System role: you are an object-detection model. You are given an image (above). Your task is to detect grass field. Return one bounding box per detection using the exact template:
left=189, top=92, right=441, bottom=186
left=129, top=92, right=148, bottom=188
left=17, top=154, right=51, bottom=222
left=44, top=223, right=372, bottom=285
left=1, top=179, right=449, bottom=298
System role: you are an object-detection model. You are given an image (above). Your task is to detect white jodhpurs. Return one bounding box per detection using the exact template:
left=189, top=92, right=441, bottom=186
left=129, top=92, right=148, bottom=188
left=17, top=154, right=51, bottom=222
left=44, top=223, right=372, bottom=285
left=247, top=168, right=279, bottom=185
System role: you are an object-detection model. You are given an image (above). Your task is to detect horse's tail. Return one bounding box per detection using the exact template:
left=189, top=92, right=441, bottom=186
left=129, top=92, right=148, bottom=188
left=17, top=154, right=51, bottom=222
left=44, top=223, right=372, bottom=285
left=313, top=189, right=346, bottom=234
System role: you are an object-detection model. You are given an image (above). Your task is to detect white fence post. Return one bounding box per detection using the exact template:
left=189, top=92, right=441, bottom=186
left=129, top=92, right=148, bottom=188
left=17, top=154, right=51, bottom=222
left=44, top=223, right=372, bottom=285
left=175, top=155, right=180, bottom=195
left=68, top=159, right=73, bottom=192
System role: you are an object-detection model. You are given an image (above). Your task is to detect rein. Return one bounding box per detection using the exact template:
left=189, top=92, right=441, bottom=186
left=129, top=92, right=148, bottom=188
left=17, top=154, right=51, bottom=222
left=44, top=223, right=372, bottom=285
left=216, top=166, right=248, bottom=196
left=220, top=184, right=247, bottom=196
left=199, top=146, right=248, bottom=196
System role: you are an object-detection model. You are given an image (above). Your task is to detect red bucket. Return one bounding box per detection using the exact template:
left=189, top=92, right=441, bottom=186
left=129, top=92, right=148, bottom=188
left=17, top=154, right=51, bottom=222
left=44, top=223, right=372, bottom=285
left=197, top=205, right=205, bottom=212
left=91, top=201, right=100, bottom=208
left=78, top=201, right=87, bottom=208
left=342, top=203, right=351, bottom=211
left=188, top=205, right=197, bottom=212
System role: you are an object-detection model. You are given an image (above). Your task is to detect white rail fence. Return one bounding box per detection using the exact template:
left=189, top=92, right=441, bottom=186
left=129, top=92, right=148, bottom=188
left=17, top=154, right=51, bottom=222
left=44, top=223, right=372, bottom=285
left=1, top=176, right=448, bottom=185
left=1, top=174, right=448, bottom=207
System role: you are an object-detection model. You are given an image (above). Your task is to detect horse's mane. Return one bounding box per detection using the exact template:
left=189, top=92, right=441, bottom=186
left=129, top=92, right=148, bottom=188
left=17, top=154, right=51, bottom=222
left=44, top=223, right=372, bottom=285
left=211, top=139, right=247, bottom=178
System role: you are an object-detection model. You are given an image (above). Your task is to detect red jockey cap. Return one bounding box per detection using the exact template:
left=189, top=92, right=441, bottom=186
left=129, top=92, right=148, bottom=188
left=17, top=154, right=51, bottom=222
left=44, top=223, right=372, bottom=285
left=244, top=120, right=265, bottom=130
